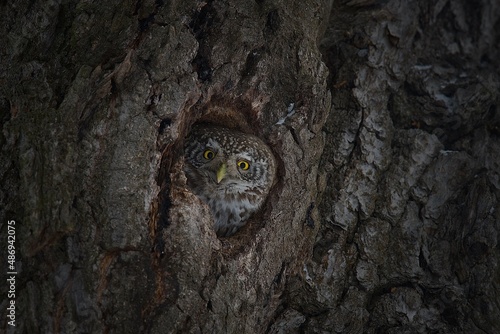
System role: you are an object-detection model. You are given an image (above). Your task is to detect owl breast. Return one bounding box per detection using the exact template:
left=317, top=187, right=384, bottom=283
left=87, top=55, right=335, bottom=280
left=184, top=125, right=276, bottom=237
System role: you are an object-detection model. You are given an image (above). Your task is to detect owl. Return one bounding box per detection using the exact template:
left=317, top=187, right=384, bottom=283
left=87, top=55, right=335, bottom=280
left=184, top=124, right=276, bottom=237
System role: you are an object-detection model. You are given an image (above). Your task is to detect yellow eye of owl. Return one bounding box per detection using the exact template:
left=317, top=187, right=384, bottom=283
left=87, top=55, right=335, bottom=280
left=203, top=149, right=215, bottom=160
left=237, top=160, right=250, bottom=170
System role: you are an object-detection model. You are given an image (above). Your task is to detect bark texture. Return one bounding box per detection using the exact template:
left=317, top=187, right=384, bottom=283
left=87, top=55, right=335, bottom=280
left=0, top=0, right=499, bottom=333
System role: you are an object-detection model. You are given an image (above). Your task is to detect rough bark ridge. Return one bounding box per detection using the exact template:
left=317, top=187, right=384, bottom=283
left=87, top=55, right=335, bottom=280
left=0, top=0, right=499, bottom=333
left=308, top=0, right=500, bottom=333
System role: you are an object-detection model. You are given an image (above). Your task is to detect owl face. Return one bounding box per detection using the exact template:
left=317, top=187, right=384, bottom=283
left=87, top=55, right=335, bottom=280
left=184, top=124, right=276, bottom=236
left=185, top=129, right=272, bottom=191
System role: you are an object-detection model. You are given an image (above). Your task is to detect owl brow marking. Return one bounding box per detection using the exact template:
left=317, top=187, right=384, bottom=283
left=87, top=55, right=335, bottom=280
left=237, top=153, right=253, bottom=161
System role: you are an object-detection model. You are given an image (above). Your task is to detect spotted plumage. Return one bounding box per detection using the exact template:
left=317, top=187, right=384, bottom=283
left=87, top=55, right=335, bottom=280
left=184, top=124, right=276, bottom=237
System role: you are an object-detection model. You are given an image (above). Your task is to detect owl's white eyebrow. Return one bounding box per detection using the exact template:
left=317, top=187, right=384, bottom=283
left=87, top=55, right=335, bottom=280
left=237, top=153, right=252, bottom=161
left=206, top=139, right=221, bottom=149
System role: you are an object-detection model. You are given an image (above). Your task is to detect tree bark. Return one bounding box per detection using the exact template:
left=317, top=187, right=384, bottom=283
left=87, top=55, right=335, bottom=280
left=1, top=0, right=499, bottom=333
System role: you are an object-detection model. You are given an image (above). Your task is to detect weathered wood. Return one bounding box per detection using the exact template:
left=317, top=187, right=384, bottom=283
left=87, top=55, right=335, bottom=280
left=1, top=0, right=499, bottom=333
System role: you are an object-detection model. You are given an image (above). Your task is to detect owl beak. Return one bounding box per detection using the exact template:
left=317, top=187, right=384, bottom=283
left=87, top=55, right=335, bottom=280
left=216, top=163, right=227, bottom=184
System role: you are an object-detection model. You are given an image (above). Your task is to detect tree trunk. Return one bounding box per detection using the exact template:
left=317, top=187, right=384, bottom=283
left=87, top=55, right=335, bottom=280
left=1, top=0, right=499, bottom=333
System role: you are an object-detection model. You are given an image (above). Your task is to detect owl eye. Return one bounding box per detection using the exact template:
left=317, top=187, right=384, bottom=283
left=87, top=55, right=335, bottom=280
left=237, top=160, right=250, bottom=170
left=203, top=149, right=216, bottom=160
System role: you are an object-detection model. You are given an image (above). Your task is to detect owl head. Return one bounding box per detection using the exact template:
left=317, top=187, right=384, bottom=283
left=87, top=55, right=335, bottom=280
left=184, top=124, right=276, bottom=194
left=184, top=124, right=276, bottom=236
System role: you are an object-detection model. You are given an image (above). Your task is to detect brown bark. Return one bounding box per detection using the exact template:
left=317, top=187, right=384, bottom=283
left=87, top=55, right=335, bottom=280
left=1, top=0, right=499, bottom=333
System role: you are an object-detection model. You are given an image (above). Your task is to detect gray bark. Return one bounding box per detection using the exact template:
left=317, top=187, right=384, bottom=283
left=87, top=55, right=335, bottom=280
left=1, top=0, right=499, bottom=333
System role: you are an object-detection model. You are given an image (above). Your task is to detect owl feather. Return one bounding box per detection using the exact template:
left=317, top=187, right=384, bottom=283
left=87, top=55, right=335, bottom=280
left=184, top=125, right=276, bottom=237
